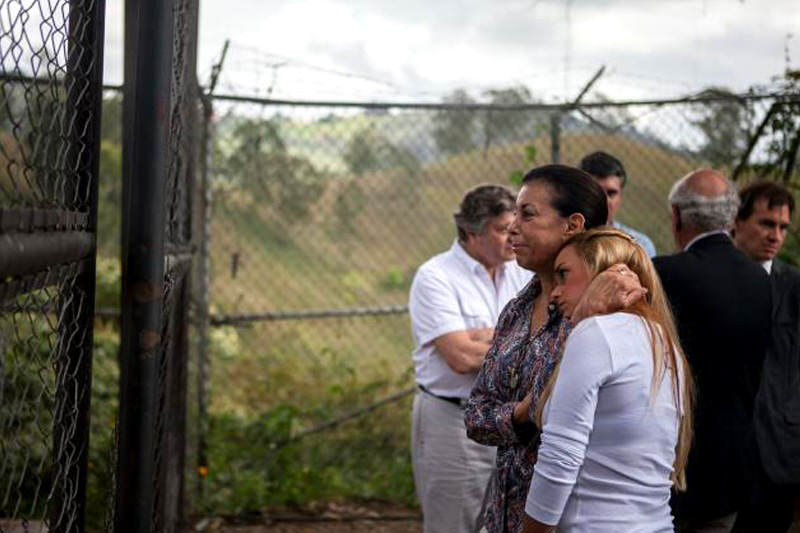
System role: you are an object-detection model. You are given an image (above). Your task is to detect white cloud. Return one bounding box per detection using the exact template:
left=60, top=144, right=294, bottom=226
left=102, top=0, right=800, bottom=102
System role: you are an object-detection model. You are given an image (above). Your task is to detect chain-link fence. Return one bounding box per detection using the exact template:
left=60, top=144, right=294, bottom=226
left=0, top=1, right=106, bottom=532
left=195, top=91, right=795, bottom=518
left=0, top=0, right=201, bottom=531
left=1, top=3, right=795, bottom=527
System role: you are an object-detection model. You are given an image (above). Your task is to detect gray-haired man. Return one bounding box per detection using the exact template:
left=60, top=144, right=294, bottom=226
left=409, top=184, right=531, bottom=533
left=654, top=170, right=772, bottom=532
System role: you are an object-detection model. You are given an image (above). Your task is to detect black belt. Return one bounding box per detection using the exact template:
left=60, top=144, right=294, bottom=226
left=418, top=385, right=466, bottom=408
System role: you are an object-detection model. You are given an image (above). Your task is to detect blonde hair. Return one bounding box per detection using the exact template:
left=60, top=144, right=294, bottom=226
left=535, top=227, right=694, bottom=491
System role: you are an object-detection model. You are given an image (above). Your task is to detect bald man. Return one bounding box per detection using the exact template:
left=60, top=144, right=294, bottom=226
left=654, top=170, right=772, bottom=532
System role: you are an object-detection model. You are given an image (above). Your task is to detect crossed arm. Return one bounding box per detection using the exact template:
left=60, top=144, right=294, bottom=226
left=433, top=327, right=495, bottom=374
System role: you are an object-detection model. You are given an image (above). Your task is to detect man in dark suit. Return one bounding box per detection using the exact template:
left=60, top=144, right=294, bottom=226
left=732, top=181, right=800, bottom=532
left=654, top=169, right=772, bottom=532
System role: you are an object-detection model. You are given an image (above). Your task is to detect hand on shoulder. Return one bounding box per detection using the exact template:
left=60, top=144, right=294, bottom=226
left=569, top=264, right=647, bottom=325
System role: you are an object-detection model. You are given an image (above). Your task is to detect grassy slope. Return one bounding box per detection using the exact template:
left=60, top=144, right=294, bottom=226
left=203, top=125, right=712, bottom=512
left=208, top=131, right=703, bottom=415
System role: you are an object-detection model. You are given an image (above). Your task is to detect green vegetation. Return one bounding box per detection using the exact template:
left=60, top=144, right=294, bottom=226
left=203, top=107, right=708, bottom=516
left=202, top=74, right=800, bottom=515
left=6, top=75, right=800, bottom=526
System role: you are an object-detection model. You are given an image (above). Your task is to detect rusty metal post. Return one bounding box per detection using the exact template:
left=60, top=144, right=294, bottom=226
left=115, top=0, right=175, bottom=530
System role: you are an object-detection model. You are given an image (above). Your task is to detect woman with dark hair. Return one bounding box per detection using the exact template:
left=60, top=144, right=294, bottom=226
left=464, top=164, right=640, bottom=533
left=523, top=228, right=693, bottom=532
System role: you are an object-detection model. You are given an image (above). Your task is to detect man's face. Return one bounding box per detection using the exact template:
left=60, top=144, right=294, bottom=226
left=733, top=197, right=792, bottom=262
left=595, top=175, right=624, bottom=223
left=468, top=211, right=516, bottom=267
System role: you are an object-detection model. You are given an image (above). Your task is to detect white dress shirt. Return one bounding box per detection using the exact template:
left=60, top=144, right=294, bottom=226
left=409, top=241, right=532, bottom=399
left=525, top=313, right=681, bottom=532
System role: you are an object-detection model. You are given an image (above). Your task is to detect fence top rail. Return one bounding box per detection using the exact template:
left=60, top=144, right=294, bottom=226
left=208, top=90, right=798, bottom=111
left=2, top=72, right=796, bottom=110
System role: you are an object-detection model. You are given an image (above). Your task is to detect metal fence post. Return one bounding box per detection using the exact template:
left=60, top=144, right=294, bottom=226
left=156, top=2, right=199, bottom=530
left=195, top=41, right=227, bottom=509
left=49, top=1, right=107, bottom=531
left=196, top=93, right=213, bottom=508
left=550, top=112, right=562, bottom=163
left=115, top=0, right=175, bottom=530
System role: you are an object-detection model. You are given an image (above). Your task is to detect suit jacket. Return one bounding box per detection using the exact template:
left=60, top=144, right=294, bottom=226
left=754, top=259, right=800, bottom=484
left=654, top=233, right=772, bottom=521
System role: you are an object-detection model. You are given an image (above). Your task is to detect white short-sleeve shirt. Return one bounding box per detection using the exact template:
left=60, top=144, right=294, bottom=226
left=409, top=241, right=532, bottom=399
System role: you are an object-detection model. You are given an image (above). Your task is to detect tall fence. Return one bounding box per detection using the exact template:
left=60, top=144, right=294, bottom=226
left=0, top=1, right=106, bottom=532
left=0, top=1, right=199, bottom=532
left=195, top=91, right=795, bottom=516
left=1, top=6, right=797, bottom=528
left=114, top=1, right=198, bottom=533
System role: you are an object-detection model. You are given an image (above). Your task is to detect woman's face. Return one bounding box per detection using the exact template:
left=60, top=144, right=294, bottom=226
left=551, top=244, right=592, bottom=319
left=510, top=182, right=570, bottom=272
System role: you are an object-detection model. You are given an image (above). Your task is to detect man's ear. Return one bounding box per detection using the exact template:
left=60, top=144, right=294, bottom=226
left=672, top=206, right=682, bottom=233
left=564, top=213, right=586, bottom=238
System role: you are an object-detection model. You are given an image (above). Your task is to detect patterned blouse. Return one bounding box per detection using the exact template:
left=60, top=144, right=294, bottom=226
left=465, top=277, right=570, bottom=533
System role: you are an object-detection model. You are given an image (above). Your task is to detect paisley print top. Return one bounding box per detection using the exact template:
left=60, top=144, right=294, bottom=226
left=465, top=277, right=570, bottom=533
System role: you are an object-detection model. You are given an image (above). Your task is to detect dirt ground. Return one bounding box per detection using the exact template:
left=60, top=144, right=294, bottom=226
left=194, top=503, right=422, bottom=533
left=213, top=519, right=421, bottom=533
left=194, top=502, right=800, bottom=533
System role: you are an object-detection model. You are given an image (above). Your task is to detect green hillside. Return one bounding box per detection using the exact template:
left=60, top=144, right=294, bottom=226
left=206, top=130, right=705, bottom=426
left=210, top=132, right=698, bottom=316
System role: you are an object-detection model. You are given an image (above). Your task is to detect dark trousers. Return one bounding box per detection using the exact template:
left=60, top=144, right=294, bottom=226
left=732, top=461, right=798, bottom=533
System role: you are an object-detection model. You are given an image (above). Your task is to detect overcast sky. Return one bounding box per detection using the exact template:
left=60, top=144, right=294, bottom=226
left=103, top=0, right=800, bottom=103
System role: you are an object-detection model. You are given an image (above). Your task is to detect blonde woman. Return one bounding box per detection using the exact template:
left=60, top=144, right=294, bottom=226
left=522, top=228, right=694, bottom=533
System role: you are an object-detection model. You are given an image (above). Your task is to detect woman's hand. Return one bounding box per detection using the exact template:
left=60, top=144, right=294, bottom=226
left=522, top=513, right=555, bottom=533
left=569, top=263, right=647, bottom=325
left=513, top=391, right=533, bottom=424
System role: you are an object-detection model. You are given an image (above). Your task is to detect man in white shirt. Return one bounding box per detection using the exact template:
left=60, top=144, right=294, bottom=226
left=409, top=184, right=531, bottom=533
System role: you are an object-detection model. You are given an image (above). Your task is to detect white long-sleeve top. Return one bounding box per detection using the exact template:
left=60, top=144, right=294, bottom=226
left=525, top=312, right=681, bottom=532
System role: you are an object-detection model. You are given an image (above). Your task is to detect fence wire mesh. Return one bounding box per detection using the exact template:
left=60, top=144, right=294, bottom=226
left=199, top=93, right=788, bottom=516
left=0, top=0, right=104, bottom=532
left=151, top=0, right=198, bottom=531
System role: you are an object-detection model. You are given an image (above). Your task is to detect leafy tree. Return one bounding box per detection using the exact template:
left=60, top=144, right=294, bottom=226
left=747, top=70, right=800, bottom=181
left=481, top=85, right=535, bottom=152
left=339, top=127, right=421, bottom=230
left=432, top=89, right=478, bottom=155
left=343, top=127, right=420, bottom=176
left=730, top=69, right=800, bottom=265
left=343, top=129, right=381, bottom=175
left=221, top=118, right=326, bottom=220
left=692, top=87, right=751, bottom=168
